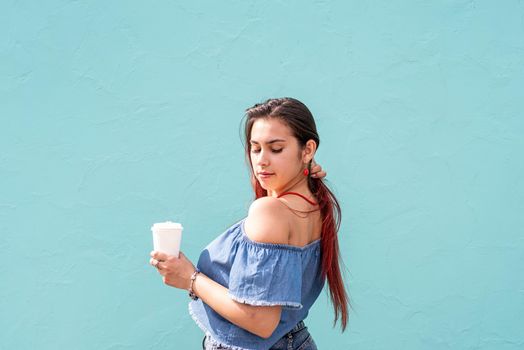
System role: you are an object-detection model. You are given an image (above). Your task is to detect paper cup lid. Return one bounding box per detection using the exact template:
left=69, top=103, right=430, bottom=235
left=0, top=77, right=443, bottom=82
left=151, top=221, right=183, bottom=230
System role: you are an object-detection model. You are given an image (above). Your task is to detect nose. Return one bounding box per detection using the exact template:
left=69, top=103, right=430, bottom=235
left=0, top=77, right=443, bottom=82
left=255, top=149, right=269, bottom=167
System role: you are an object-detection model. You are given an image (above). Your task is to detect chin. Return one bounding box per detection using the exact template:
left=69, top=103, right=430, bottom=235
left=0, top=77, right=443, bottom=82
left=258, top=182, right=270, bottom=190
left=257, top=179, right=274, bottom=191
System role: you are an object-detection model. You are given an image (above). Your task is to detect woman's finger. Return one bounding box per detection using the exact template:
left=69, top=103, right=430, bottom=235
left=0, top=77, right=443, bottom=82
left=311, top=164, right=322, bottom=173
left=312, top=170, right=327, bottom=179
left=150, top=257, right=165, bottom=269
left=151, top=250, right=169, bottom=261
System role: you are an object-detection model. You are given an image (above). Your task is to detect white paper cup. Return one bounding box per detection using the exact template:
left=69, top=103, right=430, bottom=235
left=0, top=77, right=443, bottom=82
left=151, top=221, right=183, bottom=258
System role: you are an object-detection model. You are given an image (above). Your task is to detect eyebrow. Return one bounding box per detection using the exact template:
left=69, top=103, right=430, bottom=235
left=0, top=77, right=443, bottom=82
left=250, top=139, right=286, bottom=145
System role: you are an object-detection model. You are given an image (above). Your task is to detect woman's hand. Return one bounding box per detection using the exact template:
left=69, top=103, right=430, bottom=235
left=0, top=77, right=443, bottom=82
left=150, top=251, right=196, bottom=290
left=310, top=159, right=327, bottom=179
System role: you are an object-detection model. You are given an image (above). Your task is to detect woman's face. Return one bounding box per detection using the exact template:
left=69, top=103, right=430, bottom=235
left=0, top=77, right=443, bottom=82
left=249, top=118, right=305, bottom=193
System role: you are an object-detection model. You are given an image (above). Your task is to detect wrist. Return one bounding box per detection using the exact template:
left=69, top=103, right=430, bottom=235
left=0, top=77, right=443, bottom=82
left=188, top=268, right=201, bottom=300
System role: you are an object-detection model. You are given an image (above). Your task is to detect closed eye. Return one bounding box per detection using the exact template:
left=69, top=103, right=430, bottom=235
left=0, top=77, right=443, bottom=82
left=251, top=149, right=283, bottom=153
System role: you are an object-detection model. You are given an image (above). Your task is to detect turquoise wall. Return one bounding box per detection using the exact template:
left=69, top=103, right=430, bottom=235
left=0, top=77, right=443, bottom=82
left=2, top=1, right=523, bottom=349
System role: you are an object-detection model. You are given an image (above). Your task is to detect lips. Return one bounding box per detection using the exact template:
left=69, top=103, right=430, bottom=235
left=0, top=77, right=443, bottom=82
left=257, top=172, right=274, bottom=179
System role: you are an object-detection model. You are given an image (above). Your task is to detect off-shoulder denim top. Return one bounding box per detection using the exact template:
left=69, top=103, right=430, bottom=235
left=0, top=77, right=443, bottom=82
left=189, top=218, right=325, bottom=350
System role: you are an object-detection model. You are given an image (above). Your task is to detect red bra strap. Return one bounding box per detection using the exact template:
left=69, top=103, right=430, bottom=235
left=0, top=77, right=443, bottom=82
left=277, top=191, right=318, bottom=206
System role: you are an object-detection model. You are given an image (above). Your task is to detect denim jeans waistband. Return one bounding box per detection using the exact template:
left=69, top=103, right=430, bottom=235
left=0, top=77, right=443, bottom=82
left=287, top=320, right=306, bottom=334
left=202, top=320, right=307, bottom=349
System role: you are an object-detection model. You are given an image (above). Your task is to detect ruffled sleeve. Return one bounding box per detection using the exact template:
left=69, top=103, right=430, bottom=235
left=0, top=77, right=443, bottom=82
left=227, top=237, right=303, bottom=310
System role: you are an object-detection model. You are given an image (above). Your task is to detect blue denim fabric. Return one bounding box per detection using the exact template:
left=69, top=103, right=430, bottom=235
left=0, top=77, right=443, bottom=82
left=189, top=218, right=325, bottom=350
left=202, top=321, right=318, bottom=350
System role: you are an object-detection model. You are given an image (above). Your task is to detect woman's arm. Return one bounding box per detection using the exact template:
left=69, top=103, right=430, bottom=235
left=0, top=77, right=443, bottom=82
left=191, top=272, right=281, bottom=339
left=150, top=197, right=289, bottom=339
left=151, top=250, right=281, bottom=339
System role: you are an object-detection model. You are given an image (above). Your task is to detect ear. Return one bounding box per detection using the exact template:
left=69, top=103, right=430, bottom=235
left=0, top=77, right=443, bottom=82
left=302, top=139, right=317, bottom=164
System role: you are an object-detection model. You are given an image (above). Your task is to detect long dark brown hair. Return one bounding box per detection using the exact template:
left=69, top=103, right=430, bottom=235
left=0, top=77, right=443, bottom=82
left=241, top=97, right=350, bottom=331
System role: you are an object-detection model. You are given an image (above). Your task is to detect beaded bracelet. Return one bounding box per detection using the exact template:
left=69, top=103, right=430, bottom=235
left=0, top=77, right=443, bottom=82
left=188, top=268, right=201, bottom=300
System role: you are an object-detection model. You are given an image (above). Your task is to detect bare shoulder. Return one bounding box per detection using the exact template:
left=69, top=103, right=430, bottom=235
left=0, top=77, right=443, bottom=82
left=244, top=197, right=290, bottom=245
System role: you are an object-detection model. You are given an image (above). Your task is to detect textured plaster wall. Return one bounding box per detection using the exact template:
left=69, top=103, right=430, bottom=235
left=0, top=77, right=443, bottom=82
left=1, top=1, right=523, bottom=349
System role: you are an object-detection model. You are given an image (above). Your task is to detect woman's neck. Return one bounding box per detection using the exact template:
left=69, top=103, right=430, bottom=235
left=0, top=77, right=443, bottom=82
left=268, top=176, right=312, bottom=199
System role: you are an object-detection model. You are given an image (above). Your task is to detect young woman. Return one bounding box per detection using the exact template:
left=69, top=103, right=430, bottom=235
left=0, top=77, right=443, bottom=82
left=150, top=97, right=349, bottom=349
